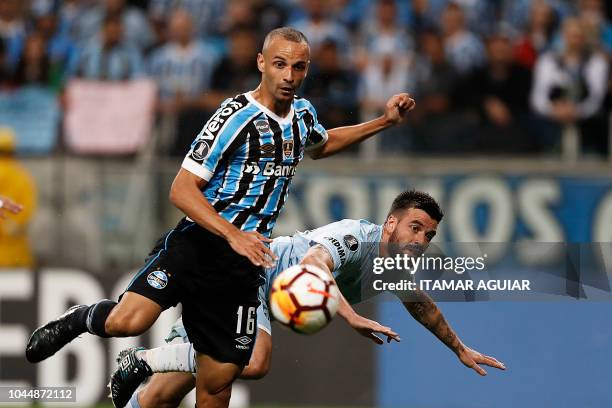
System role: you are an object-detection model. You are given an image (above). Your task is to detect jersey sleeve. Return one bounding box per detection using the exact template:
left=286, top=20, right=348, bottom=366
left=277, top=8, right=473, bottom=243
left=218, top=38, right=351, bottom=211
left=306, top=220, right=364, bottom=271
left=181, top=98, right=249, bottom=181
left=304, top=101, right=329, bottom=151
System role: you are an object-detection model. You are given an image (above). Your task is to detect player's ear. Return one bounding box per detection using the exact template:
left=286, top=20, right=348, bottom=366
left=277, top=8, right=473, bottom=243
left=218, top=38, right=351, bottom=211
left=384, top=214, right=398, bottom=234
left=257, top=53, right=265, bottom=73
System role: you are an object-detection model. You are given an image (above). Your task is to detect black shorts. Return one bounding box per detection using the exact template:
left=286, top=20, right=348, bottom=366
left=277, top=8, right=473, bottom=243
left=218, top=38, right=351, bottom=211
left=125, top=218, right=263, bottom=365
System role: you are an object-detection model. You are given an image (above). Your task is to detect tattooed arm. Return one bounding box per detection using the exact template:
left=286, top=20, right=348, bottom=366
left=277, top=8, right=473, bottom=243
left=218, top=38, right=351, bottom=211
left=403, top=289, right=506, bottom=376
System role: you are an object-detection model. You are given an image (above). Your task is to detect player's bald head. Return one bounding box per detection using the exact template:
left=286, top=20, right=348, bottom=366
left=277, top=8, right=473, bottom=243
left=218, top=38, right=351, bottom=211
left=262, top=27, right=309, bottom=54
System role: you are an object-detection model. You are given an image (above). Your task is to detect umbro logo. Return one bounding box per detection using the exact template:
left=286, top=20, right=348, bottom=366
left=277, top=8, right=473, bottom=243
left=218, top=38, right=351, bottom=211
left=120, top=355, right=133, bottom=370
left=259, top=143, right=275, bottom=158
left=235, top=336, right=252, bottom=345
left=235, top=336, right=252, bottom=349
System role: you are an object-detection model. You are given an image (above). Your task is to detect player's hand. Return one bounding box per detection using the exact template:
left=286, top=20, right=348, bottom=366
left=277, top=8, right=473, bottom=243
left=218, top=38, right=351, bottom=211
left=347, top=313, right=401, bottom=345
left=227, top=230, right=277, bottom=268
left=0, top=195, right=23, bottom=219
left=457, top=346, right=506, bottom=376
left=383, top=93, right=416, bottom=126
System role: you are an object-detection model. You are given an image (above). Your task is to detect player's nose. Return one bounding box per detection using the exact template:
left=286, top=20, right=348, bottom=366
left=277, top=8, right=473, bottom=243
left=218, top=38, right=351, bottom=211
left=283, top=68, right=294, bottom=82
left=412, top=234, right=427, bottom=246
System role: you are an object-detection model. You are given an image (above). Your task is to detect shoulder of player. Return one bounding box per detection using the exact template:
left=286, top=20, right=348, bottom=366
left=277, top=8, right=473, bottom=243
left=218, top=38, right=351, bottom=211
left=340, top=218, right=380, bottom=243
left=293, top=95, right=317, bottom=114
left=329, top=218, right=372, bottom=237
left=199, top=95, right=261, bottom=142
left=218, top=94, right=262, bottom=123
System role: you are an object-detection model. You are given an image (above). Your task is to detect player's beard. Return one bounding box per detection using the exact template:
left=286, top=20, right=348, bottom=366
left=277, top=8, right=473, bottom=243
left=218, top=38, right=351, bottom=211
left=388, top=230, right=425, bottom=258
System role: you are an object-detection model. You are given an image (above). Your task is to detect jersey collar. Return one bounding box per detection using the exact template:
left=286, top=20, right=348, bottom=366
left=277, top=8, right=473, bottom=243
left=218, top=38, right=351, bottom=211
left=245, top=91, right=294, bottom=125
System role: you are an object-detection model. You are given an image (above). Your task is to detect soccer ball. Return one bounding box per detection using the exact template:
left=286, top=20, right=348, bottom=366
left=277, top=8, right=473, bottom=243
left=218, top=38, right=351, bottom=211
left=270, top=264, right=341, bottom=334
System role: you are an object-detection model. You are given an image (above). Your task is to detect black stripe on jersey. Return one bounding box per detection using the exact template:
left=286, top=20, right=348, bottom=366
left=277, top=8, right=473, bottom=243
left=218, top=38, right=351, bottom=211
left=213, top=119, right=262, bottom=213
left=256, top=118, right=303, bottom=233
left=299, top=109, right=314, bottom=128
left=297, top=108, right=326, bottom=147
left=232, top=117, right=284, bottom=228
left=291, top=117, right=302, bottom=161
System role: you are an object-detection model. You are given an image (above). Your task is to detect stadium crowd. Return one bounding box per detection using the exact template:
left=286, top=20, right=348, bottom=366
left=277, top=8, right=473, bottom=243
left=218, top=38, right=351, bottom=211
left=1, top=0, right=611, bottom=156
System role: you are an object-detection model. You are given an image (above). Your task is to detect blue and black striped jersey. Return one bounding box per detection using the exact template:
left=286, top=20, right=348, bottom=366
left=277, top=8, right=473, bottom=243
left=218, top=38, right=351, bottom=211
left=181, top=92, right=328, bottom=237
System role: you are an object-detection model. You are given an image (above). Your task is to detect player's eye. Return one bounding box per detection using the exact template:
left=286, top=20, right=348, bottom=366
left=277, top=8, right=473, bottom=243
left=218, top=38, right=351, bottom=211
left=294, top=64, right=306, bottom=71
left=411, top=225, right=420, bottom=233
left=274, top=61, right=285, bottom=68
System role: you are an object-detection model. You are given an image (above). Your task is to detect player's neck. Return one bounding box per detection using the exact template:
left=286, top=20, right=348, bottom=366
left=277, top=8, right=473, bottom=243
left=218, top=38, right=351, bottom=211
left=251, top=86, right=292, bottom=118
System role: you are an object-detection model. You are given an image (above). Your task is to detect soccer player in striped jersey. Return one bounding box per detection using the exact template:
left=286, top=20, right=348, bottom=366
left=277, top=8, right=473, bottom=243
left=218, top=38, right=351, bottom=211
left=111, top=190, right=505, bottom=408
left=26, top=27, right=415, bottom=408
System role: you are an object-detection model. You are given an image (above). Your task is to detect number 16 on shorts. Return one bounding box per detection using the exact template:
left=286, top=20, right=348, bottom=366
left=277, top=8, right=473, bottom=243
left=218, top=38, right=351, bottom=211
left=236, top=306, right=256, bottom=334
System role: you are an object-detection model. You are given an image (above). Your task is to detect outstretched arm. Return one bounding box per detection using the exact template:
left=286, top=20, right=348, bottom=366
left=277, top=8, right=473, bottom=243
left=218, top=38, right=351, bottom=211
left=300, top=244, right=400, bottom=344
left=308, top=93, right=415, bottom=159
left=403, top=289, right=506, bottom=376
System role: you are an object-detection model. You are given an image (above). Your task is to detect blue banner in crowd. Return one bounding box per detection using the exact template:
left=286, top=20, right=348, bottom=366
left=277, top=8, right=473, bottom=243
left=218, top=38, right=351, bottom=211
left=0, top=87, right=60, bottom=154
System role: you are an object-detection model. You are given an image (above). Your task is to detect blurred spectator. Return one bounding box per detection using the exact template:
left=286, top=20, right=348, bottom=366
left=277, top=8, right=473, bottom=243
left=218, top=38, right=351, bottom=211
left=334, top=0, right=411, bottom=32
left=77, top=0, right=154, bottom=50
left=359, top=37, right=414, bottom=121
left=513, top=0, right=559, bottom=70
left=302, top=39, right=359, bottom=128
left=578, top=0, right=612, bottom=52
left=148, top=0, right=226, bottom=39
left=356, top=0, right=413, bottom=71
left=218, top=0, right=287, bottom=36
left=0, top=128, right=37, bottom=267
left=411, top=29, right=470, bottom=153
left=57, top=0, right=92, bottom=41
left=250, top=0, right=288, bottom=34
left=409, top=0, right=439, bottom=35
left=413, top=30, right=457, bottom=119
left=466, top=32, right=536, bottom=152
left=531, top=17, right=609, bottom=154
left=11, top=32, right=53, bottom=88
left=450, top=0, right=502, bottom=36
left=171, top=26, right=260, bottom=155
left=359, top=36, right=414, bottom=151
left=221, top=0, right=258, bottom=33
left=291, top=0, right=351, bottom=54
left=503, top=0, right=574, bottom=33
left=204, top=26, right=261, bottom=108
left=328, top=0, right=371, bottom=31
left=33, top=9, right=77, bottom=83
left=440, top=2, right=485, bottom=76
left=0, top=0, right=26, bottom=70
left=148, top=9, right=218, bottom=114
left=70, top=14, right=144, bottom=81
left=31, top=0, right=88, bottom=39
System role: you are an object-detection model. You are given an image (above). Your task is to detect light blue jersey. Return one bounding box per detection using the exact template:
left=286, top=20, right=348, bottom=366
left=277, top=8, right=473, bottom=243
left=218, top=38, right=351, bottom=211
left=166, top=219, right=382, bottom=342
left=264, top=218, right=383, bottom=305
